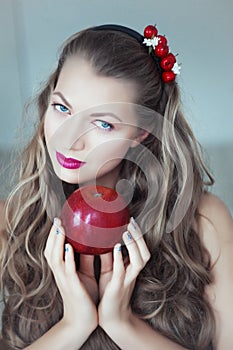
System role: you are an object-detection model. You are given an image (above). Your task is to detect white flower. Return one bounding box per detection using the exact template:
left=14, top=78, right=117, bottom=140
left=172, top=62, right=181, bottom=75
left=143, top=37, right=159, bottom=48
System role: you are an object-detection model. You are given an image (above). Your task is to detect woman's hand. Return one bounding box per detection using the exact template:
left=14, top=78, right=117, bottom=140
left=98, top=217, right=151, bottom=335
left=44, top=218, right=98, bottom=344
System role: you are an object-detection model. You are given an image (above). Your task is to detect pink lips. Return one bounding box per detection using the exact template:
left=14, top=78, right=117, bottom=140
left=56, top=151, right=86, bottom=170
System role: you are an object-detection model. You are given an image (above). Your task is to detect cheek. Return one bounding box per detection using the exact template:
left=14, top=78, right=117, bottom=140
left=44, top=112, right=62, bottom=145
left=92, top=139, right=132, bottom=161
left=112, top=138, right=134, bottom=154
left=43, top=116, right=50, bottom=144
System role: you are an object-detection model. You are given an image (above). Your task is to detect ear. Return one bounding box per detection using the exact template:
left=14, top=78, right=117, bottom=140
left=130, top=129, right=149, bottom=148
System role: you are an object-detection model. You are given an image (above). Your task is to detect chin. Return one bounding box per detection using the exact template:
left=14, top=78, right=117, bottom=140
left=53, top=170, right=79, bottom=185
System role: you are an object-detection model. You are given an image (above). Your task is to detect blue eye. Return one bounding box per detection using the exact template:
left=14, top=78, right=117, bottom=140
left=94, top=120, right=113, bottom=131
left=52, top=103, right=69, bottom=114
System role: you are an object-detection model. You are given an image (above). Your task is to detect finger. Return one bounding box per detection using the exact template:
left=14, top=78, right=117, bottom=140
left=127, top=217, right=151, bottom=263
left=122, top=230, right=143, bottom=273
left=100, top=252, right=113, bottom=274
left=44, top=218, right=58, bottom=257
left=112, top=243, right=125, bottom=280
left=58, top=244, right=82, bottom=298
left=64, top=243, right=77, bottom=276
left=79, top=254, right=95, bottom=277
left=51, top=220, right=66, bottom=266
left=44, top=218, right=65, bottom=265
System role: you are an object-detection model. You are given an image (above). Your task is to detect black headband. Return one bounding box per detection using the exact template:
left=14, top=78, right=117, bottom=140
left=93, top=24, right=163, bottom=77
left=92, top=24, right=180, bottom=83
left=94, top=24, right=144, bottom=44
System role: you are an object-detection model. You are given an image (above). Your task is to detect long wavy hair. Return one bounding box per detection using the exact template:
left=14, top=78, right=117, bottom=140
left=0, top=27, right=215, bottom=349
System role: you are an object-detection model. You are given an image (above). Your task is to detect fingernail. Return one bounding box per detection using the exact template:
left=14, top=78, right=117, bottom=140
left=115, top=243, right=121, bottom=251
left=54, top=217, right=60, bottom=227
left=130, top=217, right=136, bottom=227
left=65, top=244, right=69, bottom=252
left=126, top=231, right=132, bottom=240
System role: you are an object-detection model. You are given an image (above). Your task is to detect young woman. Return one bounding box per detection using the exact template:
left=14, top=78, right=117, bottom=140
left=0, top=24, right=232, bottom=350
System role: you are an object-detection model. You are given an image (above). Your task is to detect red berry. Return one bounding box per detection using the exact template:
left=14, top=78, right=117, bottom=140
left=155, top=44, right=169, bottom=58
left=144, top=25, right=158, bottom=39
left=157, top=35, right=167, bottom=46
left=167, top=53, right=176, bottom=64
left=160, top=55, right=175, bottom=71
left=162, top=71, right=176, bottom=83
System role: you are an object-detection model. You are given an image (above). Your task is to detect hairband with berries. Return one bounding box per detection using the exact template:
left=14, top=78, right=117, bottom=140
left=143, top=24, right=181, bottom=83
left=95, top=23, right=181, bottom=83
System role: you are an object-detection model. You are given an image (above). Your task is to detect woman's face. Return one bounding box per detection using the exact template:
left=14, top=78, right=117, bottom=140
left=44, top=56, right=147, bottom=188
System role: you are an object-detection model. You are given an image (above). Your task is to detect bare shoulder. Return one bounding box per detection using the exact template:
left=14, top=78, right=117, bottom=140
left=197, top=192, right=233, bottom=349
left=196, top=191, right=233, bottom=265
left=197, top=191, right=233, bottom=236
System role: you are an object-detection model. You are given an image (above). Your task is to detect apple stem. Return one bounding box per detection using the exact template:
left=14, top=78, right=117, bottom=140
left=93, top=193, right=103, bottom=198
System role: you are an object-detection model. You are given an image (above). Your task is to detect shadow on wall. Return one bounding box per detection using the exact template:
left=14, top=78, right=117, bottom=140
left=0, top=143, right=233, bottom=214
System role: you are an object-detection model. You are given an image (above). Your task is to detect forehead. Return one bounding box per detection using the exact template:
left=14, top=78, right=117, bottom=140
left=55, top=56, right=138, bottom=110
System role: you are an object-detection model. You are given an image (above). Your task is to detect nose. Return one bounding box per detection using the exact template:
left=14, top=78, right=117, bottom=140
left=68, top=131, right=85, bottom=151
left=69, top=139, right=85, bottom=151
left=61, top=115, right=88, bottom=151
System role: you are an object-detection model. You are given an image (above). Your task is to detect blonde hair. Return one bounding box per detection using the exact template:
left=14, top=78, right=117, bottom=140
left=1, top=27, right=215, bottom=349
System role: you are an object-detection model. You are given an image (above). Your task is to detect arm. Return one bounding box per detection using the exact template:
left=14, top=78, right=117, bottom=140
left=24, top=319, right=90, bottom=350
left=197, top=192, right=233, bottom=350
left=0, top=206, right=98, bottom=349
left=109, top=314, right=187, bottom=350
left=0, top=203, right=98, bottom=349
left=98, top=218, right=187, bottom=350
left=18, top=218, right=97, bottom=349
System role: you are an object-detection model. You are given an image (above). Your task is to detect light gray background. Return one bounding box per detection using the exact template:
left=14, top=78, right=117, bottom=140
left=0, top=0, right=232, bottom=213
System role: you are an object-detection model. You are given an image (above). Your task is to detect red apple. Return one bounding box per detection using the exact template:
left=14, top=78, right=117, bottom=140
left=61, top=185, right=130, bottom=255
left=155, top=44, right=169, bottom=58
left=157, top=35, right=167, bottom=46
left=162, top=71, right=176, bottom=83
left=160, top=55, right=175, bottom=71
left=144, top=25, right=158, bottom=39
left=167, top=53, right=176, bottom=64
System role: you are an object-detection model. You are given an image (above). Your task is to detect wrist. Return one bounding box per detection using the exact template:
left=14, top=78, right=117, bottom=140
left=24, top=318, right=95, bottom=350
left=100, top=309, right=134, bottom=338
left=59, top=318, right=96, bottom=347
left=102, top=314, right=187, bottom=350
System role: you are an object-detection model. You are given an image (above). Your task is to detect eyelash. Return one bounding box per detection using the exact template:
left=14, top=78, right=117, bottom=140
left=94, top=120, right=114, bottom=131
left=51, top=103, right=114, bottom=131
left=51, top=103, right=70, bottom=114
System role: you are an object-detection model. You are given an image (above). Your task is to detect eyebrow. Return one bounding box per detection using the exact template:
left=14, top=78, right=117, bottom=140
left=53, top=91, right=123, bottom=122
left=90, top=112, right=122, bottom=122
left=52, top=92, right=72, bottom=110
